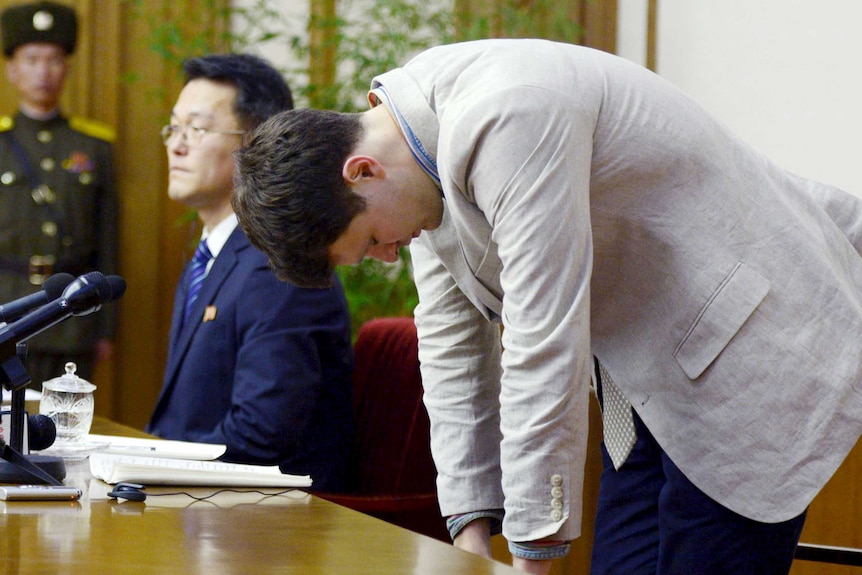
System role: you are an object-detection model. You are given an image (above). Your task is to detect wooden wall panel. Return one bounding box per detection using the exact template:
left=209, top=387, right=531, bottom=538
left=110, top=0, right=186, bottom=429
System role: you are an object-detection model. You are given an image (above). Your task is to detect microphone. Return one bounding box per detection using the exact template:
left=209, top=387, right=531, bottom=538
left=0, top=273, right=75, bottom=323
left=28, top=414, right=57, bottom=451
left=0, top=272, right=126, bottom=351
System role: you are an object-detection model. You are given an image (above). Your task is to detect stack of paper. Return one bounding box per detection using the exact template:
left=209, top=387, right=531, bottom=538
left=89, top=453, right=312, bottom=487
left=87, top=435, right=312, bottom=488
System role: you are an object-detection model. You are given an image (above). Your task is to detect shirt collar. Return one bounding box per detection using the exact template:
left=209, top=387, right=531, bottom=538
left=200, top=212, right=238, bottom=259
left=369, top=85, right=441, bottom=189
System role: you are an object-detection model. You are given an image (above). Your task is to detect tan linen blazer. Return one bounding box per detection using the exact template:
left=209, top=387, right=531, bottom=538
left=371, top=39, right=862, bottom=544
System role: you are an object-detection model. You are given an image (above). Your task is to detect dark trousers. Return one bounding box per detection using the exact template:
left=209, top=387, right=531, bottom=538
left=590, top=409, right=807, bottom=575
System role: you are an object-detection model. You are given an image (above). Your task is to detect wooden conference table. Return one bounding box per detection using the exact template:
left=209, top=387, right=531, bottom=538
left=0, top=417, right=521, bottom=575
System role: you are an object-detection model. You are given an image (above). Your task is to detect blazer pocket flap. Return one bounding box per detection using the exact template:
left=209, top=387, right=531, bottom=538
left=674, top=262, right=769, bottom=379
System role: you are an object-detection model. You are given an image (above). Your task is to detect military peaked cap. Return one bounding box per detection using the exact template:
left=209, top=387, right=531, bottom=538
left=1, top=1, right=77, bottom=57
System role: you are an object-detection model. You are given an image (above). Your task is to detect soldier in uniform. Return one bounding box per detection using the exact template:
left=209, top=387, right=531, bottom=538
left=0, top=1, right=118, bottom=389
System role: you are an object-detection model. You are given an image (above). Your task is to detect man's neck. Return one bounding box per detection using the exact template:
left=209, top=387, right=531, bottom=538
left=18, top=103, right=60, bottom=121
left=362, top=106, right=445, bottom=229
left=197, top=202, right=235, bottom=231
left=362, top=106, right=414, bottom=165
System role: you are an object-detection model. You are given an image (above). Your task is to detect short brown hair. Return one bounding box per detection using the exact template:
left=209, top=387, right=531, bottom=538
left=233, top=109, right=366, bottom=288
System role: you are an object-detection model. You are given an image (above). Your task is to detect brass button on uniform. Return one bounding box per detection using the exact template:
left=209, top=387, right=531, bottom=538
left=40, top=157, right=55, bottom=172
left=37, top=130, right=53, bottom=143
left=31, top=185, right=56, bottom=205
left=1, top=171, right=15, bottom=185
left=79, top=172, right=92, bottom=185
left=41, top=221, right=58, bottom=237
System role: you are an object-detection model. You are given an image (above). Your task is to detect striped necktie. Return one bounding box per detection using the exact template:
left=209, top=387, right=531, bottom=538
left=184, top=239, right=212, bottom=322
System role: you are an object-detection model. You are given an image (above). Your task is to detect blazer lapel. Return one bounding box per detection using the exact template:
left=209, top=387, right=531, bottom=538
left=163, top=228, right=243, bottom=387
left=154, top=263, right=194, bottom=417
left=166, top=270, right=187, bottom=357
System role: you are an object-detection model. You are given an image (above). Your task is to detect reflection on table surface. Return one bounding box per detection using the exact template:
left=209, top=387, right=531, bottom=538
left=0, top=418, right=522, bottom=574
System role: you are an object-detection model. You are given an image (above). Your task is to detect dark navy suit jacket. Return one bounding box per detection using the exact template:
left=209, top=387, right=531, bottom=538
left=147, top=226, right=355, bottom=492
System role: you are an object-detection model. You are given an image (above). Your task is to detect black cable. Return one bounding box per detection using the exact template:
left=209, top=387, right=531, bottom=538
left=143, top=487, right=302, bottom=503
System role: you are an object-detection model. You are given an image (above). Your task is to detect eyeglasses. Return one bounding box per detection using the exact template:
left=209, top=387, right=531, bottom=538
left=160, top=123, right=246, bottom=147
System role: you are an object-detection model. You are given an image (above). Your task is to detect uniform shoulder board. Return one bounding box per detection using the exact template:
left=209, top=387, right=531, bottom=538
left=0, top=115, right=14, bottom=132
left=69, top=116, right=116, bottom=143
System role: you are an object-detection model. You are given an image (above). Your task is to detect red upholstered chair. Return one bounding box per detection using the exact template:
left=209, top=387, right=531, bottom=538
left=317, top=317, right=449, bottom=543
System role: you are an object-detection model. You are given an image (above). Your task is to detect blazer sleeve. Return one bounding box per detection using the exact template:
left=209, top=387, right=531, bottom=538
left=432, top=85, right=595, bottom=543
left=411, top=236, right=506, bottom=515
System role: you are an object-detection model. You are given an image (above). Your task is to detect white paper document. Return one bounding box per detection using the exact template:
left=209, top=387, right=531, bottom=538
left=87, top=434, right=227, bottom=460
left=89, top=452, right=313, bottom=488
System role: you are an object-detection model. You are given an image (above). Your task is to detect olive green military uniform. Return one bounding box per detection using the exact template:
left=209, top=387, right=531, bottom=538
left=0, top=1, right=119, bottom=388
left=0, top=112, right=119, bottom=388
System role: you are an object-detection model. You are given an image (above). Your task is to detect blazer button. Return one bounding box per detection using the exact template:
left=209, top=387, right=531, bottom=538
left=551, top=486, right=563, bottom=498
left=551, top=474, right=563, bottom=487
left=550, top=510, right=563, bottom=522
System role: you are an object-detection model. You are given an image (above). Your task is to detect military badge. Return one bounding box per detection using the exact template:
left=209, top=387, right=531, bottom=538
left=62, top=151, right=94, bottom=174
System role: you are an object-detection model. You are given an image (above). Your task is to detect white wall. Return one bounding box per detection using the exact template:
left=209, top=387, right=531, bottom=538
left=619, top=0, right=862, bottom=197
left=230, top=1, right=307, bottom=73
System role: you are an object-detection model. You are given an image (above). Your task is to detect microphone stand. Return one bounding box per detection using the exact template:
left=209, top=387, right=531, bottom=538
left=0, top=342, right=64, bottom=485
left=8, top=343, right=28, bottom=452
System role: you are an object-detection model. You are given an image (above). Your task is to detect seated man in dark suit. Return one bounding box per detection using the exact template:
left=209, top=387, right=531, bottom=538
left=146, top=54, right=354, bottom=492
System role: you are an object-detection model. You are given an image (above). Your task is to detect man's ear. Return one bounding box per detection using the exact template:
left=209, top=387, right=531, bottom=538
left=342, top=155, right=385, bottom=185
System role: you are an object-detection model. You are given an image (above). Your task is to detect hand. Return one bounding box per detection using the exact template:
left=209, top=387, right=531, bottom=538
left=512, top=557, right=554, bottom=574
left=453, top=518, right=492, bottom=558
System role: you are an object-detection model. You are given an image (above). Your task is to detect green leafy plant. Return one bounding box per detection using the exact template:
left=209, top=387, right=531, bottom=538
left=131, top=0, right=289, bottom=70
left=458, top=0, right=584, bottom=43
left=288, top=1, right=455, bottom=112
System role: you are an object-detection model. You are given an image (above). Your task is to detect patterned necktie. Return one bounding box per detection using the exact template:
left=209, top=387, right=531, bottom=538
left=184, top=239, right=213, bottom=322
left=597, top=361, right=637, bottom=470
